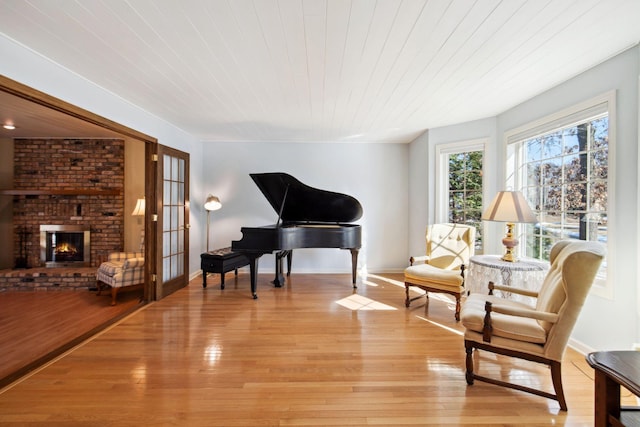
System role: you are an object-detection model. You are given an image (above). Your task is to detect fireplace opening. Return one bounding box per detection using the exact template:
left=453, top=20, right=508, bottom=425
left=40, top=225, right=90, bottom=267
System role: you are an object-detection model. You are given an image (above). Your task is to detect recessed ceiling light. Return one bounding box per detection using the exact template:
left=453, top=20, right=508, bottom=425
left=3, top=124, right=16, bottom=130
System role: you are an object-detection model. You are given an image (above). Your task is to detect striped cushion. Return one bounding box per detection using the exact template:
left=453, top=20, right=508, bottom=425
left=97, top=254, right=145, bottom=289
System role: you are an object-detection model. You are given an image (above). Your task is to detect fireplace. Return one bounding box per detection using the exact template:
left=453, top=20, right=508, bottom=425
left=40, top=225, right=91, bottom=267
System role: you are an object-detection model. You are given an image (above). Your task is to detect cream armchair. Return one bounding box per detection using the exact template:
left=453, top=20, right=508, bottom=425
left=405, top=223, right=476, bottom=321
left=461, top=240, right=605, bottom=411
left=96, top=251, right=144, bottom=305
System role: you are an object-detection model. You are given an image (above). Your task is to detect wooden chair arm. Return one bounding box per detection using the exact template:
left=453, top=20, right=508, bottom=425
left=409, top=255, right=430, bottom=265
left=488, top=281, right=539, bottom=298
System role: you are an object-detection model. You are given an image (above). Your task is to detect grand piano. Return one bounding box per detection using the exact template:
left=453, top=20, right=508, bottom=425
left=231, top=172, right=363, bottom=299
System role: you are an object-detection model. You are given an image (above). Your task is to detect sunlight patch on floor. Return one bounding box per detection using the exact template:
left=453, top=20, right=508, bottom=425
left=416, top=315, right=463, bottom=336
left=335, top=294, right=397, bottom=311
left=362, top=273, right=405, bottom=288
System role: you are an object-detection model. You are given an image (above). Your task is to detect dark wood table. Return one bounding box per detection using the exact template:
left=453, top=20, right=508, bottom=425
left=201, top=247, right=250, bottom=289
left=586, top=351, right=640, bottom=427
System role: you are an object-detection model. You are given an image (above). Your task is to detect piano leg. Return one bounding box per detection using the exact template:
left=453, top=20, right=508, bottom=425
left=286, top=251, right=292, bottom=276
left=272, top=250, right=289, bottom=287
left=350, top=248, right=359, bottom=288
left=246, top=253, right=261, bottom=299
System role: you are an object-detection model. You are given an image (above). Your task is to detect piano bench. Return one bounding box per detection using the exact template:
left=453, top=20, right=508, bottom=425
left=201, top=247, right=250, bottom=289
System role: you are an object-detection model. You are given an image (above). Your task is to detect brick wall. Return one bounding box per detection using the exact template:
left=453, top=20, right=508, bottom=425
left=12, top=138, right=125, bottom=270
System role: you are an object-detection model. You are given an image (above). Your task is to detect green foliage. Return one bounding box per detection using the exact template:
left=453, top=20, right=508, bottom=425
left=448, top=151, right=484, bottom=250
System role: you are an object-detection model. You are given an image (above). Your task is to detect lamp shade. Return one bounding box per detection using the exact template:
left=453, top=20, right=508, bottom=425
left=131, top=198, right=145, bottom=216
left=482, top=191, right=537, bottom=223
left=204, top=194, right=222, bottom=211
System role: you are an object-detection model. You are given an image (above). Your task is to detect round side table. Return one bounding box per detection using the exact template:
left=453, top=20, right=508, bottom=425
left=466, top=255, right=549, bottom=304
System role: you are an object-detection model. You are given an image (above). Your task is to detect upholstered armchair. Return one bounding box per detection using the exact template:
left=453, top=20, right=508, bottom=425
left=404, top=223, right=476, bottom=321
left=461, top=240, right=605, bottom=411
left=96, top=251, right=144, bottom=305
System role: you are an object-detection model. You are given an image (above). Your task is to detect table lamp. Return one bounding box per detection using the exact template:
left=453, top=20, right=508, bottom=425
left=204, top=194, right=222, bottom=252
left=482, top=191, right=537, bottom=262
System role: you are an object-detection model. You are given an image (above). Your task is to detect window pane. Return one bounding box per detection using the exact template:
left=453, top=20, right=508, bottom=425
left=466, top=171, right=482, bottom=190
left=563, top=154, right=583, bottom=182
left=163, top=155, right=171, bottom=180
left=590, top=182, right=607, bottom=212
left=450, top=192, right=464, bottom=210
left=542, top=160, right=561, bottom=185
left=543, top=132, right=562, bottom=157
left=563, top=127, right=580, bottom=154
left=449, top=171, right=464, bottom=190
left=171, top=157, right=179, bottom=181
left=542, top=185, right=561, bottom=211
left=163, top=206, right=171, bottom=232
left=590, top=149, right=608, bottom=179
left=526, top=162, right=540, bottom=186
left=564, top=183, right=586, bottom=210
left=163, top=257, right=170, bottom=280
left=527, top=139, right=543, bottom=162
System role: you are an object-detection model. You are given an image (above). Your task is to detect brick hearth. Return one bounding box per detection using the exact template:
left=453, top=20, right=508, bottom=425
left=0, top=267, right=97, bottom=292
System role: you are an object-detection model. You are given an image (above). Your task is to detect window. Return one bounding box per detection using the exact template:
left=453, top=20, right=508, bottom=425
left=520, top=117, right=608, bottom=259
left=506, top=92, right=614, bottom=296
left=436, top=141, right=485, bottom=252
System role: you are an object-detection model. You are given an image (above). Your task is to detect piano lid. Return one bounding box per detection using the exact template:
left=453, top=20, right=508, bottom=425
left=250, top=172, right=363, bottom=224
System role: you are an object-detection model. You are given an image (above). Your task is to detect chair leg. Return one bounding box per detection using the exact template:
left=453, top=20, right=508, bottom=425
left=110, top=287, right=119, bottom=306
left=465, top=341, right=475, bottom=385
left=405, top=284, right=410, bottom=307
left=464, top=340, right=568, bottom=410
left=454, top=294, right=461, bottom=321
left=550, top=361, right=567, bottom=411
left=405, top=284, right=428, bottom=307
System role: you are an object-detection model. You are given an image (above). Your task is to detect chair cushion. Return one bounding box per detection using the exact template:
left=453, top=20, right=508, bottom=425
left=405, top=263, right=463, bottom=289
left=461, top=293, right=547, bottom=344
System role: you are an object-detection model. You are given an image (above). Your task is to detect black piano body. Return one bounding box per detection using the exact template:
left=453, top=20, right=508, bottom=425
left=232, top=172, right=363, bottom=299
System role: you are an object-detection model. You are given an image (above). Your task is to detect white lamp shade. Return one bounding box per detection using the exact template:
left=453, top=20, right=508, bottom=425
left=482, top=191, right=537, bottom=223
left=131, top=198, right=145, bottom=216
left=204, top=194, right=222, bottom=211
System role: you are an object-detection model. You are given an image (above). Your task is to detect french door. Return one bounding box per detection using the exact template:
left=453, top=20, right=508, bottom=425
left=154, top=145, right=190, bottom=300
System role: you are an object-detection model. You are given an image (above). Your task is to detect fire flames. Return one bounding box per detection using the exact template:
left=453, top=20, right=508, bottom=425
left=55, top=243, right=78, bottom=255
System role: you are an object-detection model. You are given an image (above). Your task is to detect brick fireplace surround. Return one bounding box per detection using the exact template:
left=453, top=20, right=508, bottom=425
left=0, top=138, right=125, bottom=291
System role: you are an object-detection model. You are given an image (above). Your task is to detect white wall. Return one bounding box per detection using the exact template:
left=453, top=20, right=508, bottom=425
left=408, top=131, right=429, bottom=257
left=414, top=45, right=640, bottom=351
left=201, top=142, right=409, bottom=274
left=0, top=34, right=206, bottom=279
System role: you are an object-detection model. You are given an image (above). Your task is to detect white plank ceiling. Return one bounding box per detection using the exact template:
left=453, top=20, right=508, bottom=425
left=1, top=0, right=639, bottom=143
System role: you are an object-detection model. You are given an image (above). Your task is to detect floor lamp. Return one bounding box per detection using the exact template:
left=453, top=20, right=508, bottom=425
left=204, top=194, right=222, bottom=252
left=131, top=197, right=146, bottom=251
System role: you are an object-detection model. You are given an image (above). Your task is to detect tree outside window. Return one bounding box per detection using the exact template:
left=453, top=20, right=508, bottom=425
left=448, top=151, right=483, bottom=251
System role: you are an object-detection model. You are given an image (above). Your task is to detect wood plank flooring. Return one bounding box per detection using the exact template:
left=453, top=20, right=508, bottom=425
left=0, top=272, right=633, bottom=425
left=0, top=287, right=141, bottom=387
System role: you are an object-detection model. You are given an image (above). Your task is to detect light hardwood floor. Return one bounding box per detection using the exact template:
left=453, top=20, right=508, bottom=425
left=0, top=272, right=633, bottom=425
left=0, top=286, right=142, bottom=387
